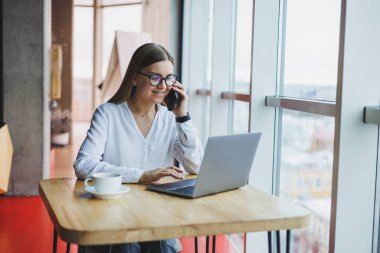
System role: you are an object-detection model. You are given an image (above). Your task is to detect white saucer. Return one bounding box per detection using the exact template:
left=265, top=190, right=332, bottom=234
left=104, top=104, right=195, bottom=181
left=84, top=185, right=130, bottom=199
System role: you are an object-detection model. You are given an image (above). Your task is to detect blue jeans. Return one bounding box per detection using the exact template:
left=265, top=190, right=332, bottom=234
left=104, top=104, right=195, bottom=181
left=83, top=239, right=179, bottom=253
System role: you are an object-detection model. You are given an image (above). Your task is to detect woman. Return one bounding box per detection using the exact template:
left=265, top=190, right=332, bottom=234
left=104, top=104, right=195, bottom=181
left=73, top=43, right=204, bottom=253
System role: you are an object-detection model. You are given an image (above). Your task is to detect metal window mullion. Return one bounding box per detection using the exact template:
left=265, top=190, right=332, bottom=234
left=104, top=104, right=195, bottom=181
left=247, top=0, right=256, bottom=132
left=209, top=0, right=235, bottom=137
left=183, top=0, right=210, bottom=145
left=201, top=0, right=212, bottom=143
left=272, top=0, right=287, bottom=250
left=375, top=125, right=380, bottom=253
left=277, top=0, right=287, bottom=97
left=227, top=0, right=238, bottom=135
left=92, top=0, right=102, bottom=110
left=273, top=0, right=287, bottom=195
left=247, top=0, right=282, bottom=251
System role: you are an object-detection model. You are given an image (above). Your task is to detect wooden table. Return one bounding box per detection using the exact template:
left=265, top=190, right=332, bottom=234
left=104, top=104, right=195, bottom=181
left=39, top=178, right=310, bottom=249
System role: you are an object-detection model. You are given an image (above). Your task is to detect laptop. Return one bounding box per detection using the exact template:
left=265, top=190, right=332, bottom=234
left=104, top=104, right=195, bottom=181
left=146, top=132, right=261, bottom=198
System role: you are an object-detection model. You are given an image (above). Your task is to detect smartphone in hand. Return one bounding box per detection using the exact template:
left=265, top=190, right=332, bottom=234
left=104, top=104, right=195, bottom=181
left=164, top=89, right=179, bottom=111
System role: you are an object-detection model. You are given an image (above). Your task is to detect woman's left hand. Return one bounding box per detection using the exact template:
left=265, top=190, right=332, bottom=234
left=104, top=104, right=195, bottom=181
left=138, top=166, right=185, bottom=183
left=170, top=82, right=188, bottom=117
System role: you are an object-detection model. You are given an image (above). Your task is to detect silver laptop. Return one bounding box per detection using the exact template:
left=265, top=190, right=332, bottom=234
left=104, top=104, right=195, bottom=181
left=146, top=132, right=261, bottom=198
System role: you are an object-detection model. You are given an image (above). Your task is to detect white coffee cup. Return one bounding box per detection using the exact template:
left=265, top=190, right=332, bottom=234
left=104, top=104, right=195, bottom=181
left=84, top=173, right=122, bottom=194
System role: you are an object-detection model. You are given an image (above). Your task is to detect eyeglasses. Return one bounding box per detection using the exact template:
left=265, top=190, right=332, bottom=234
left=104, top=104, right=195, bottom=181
left=137, top=71, right=177, bottom=86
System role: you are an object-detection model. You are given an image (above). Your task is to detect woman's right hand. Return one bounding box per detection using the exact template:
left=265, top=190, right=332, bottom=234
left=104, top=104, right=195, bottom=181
left=138, top=166, right=184, bottom=184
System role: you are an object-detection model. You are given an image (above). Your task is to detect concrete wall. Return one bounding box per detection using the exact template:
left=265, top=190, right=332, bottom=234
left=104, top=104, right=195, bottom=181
left=3, top=0, right=50, bottom=195
left=0, top=1, right=3, bottom=119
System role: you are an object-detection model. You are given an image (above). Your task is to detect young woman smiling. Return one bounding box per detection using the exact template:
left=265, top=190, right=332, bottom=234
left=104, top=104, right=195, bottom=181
left=74, top=43, right=204, bottom=253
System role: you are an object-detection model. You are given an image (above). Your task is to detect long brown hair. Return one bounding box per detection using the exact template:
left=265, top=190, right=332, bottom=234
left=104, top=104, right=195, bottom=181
left=109, top=43, right=174, bottom=104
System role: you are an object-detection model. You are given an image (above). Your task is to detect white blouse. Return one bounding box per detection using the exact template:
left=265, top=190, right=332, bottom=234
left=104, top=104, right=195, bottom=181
left=73, top=102, right=204, bottom=183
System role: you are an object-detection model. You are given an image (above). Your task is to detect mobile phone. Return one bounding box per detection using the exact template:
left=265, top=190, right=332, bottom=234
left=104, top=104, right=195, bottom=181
left=164, top=89, right=179, bottom=111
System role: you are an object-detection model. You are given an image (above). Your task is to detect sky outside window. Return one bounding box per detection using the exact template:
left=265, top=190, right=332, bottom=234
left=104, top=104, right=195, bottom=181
left=282, top=0, right=341, bottom=101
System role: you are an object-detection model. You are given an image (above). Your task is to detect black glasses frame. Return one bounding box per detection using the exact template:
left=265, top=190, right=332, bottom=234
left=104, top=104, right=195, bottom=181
left=137, top=71, right=177, bottom=86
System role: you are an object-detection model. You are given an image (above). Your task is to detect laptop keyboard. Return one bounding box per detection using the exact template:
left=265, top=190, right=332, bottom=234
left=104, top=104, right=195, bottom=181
left=168, top=185, right=195, bottom=195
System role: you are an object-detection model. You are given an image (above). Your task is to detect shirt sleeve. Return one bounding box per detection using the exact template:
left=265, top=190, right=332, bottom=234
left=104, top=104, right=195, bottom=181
left=173, top=120, right=204, bottom=174
left=73, top=106, right=144, bottom=183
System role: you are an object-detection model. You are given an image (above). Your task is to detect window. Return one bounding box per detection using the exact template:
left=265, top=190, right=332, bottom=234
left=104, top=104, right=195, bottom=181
left=276, top=1, right=341, bottom=251
left=232, top=101, right=249, bottom=134
left=280, top=110, right=334, bottom=252
left=73, top=7, right=94, bottom=80
left=230, top=0, right=253, bottom=136
left=72, top=1, right=143, bottom=119
left=283, top=0, right=341, bottom=101
left=203, top=0, right=214, bottom=144
left=72, top=6, right=94, bottom=121
left=183, top=0, right=252, bottom=251
left=233, top=0, right=253, bottom=94
left=184, top=0, right=380, bottom=252
left=102, top=4, right=142, bottom=78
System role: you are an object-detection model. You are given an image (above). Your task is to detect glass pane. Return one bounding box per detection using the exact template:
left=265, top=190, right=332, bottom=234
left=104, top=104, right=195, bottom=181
left=232, top=101, right=249, bottom=135
left=233, top=0, right=253, bottom=93
left=282, top=0, right=341, bottom=101
left=202, top=0, right=214, bottom=145
left=280, top=109, right=334, bottom=252
left=201, top=97, right=211, bottom=147
left=102, top=5, right=142, bottom=78
left=73, top=7, right=94, bottom=121
left=73, top=7, right=93, bottom=79
left=206, top=0, right=214, bottom=89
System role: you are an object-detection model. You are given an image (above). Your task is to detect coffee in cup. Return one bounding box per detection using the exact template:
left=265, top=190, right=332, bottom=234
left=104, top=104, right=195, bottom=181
left=84, top=173, right=122, bottom=194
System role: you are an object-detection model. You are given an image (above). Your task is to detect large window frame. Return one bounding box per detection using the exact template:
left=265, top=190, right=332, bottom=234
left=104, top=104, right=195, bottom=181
left=183, top=0, right=380, bottom=252
left=252, top=0, right=380, bottom=252
left=73, top=0, right=143, bottom=110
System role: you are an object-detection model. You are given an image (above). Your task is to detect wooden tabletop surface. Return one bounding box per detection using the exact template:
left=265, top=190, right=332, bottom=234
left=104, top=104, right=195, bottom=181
left=39, top=177, right=310, bottom=246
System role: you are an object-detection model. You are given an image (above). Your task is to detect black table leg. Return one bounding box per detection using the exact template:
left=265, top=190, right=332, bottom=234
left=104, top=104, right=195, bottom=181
left=53, top=229, right=58, bottom=253
left=276, top=231, right=281, bottom=253
left=286, top=230, right=291, bottom=253
left=78, top=246, right=85, bottom=253
left=206, top=236, right=209, bottom=253
left=66, top=243, right=71, bottom=253
left=53, top=227, right=72, bottom=253
left=195, top=237, right=198, bottom=253
left=268, top=231, right=272, bottom=253
left=212, top=235, right=216, bottom=253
